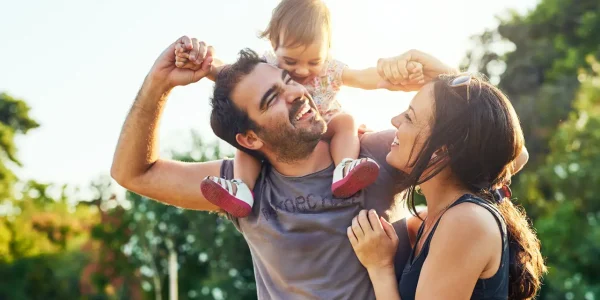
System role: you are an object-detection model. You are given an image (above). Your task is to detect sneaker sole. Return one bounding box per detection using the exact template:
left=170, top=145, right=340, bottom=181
left=200, top=179, right=252, bottom=218
left=332, top=160, right=380, bottom=198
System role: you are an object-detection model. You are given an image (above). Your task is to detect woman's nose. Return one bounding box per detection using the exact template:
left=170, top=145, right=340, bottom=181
left=391, top=114, right=401, bottom=128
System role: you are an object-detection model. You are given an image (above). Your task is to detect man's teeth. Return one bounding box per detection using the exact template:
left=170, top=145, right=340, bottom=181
left=295, top=105, right=311, bottom=120
left=392, top=137, right=399, bottom=146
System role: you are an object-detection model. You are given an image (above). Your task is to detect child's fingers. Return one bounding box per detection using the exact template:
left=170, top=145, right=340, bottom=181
left=409, top=73, right=424, bottom=81
left=174, top=43, right=191, bottom=57
left=406, top=61, right=422, bottom=71
left=176, top=52, right=191, bottom=59
left=175, top=59, right=190, bottom=67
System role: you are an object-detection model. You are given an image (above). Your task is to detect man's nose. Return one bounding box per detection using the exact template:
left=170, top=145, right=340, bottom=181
left=283, top=84, right=305, bottom=104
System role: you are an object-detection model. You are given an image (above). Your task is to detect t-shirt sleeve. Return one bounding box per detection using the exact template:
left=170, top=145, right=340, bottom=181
left=262, top=50, right=279, bottom=67
left=359, top=129, right=406, bottom=190
left=392, top=218, right=412, bottom=281
left=220, top=159, right=242, bottom=231
left=328, top=59, right=348, bottom=91
left=359, top=129, right=409, bottom=220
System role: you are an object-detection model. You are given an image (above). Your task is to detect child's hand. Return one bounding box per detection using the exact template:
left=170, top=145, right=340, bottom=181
left=377, top=49, right=457, bottom=91
left=406, top=61, right=425, bottom=85
left=173, top=37, right=214, bottom=71
left=376, top=57, right=427, bottom=92
left=377, top=57, right=424, bottom=85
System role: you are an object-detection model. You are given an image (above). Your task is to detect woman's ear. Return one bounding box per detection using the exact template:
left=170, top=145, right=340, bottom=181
left=431, top=146, right=448, bottom=161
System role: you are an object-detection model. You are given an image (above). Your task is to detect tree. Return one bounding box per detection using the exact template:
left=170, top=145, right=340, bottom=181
left=461, top=0, right=600, bottom=165
left=0, top=180, right=97, bottom=299
left=513, top=57, right=600, bottom=299
left=0, top=93, right=39, bottom=200
left=91, top=132, right=256, bottom=300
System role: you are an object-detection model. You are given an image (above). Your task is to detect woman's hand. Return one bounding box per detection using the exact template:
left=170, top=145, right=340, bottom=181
left=348, top=209, right=399, bottom=272
left=377, top=49, right=459, bottom=91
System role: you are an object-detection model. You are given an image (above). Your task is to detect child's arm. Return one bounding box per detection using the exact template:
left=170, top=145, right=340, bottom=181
left=342, top=62, right=423, bottom=90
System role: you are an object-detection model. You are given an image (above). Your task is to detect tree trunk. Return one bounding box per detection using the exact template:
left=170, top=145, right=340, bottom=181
left=166, top=239, right=178, bottom=300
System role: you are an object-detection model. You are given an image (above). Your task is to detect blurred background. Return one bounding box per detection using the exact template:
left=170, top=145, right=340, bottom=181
left=0, top=0, right=598, bottom=299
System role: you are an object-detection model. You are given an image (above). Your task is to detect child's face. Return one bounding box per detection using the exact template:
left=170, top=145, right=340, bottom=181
left=274, top=40, right=328, bottom=85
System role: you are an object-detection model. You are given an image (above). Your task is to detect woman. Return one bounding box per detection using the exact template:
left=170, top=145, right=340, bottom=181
left=347, top=71, right=546, bottom=299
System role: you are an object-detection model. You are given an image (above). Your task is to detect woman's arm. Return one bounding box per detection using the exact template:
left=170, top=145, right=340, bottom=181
left=348, top=210, right=402, bottom=299
left=415, top=203, right=500, bottom=299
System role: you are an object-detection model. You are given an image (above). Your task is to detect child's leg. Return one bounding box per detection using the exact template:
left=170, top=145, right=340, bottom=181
left=200, top=150, right=258, bottom=218
left=327, top=113, right=360, bottom=165
left=328, top=113, right=380, bottom=198
left=233, top=149, right=261, bottom=190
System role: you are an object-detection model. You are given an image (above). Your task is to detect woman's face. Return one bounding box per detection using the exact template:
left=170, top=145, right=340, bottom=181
left=386, top=83, right=435, bottom=172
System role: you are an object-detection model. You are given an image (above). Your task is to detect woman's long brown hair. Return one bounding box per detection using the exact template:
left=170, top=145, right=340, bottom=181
left=401, top=75, right=546, bottom=299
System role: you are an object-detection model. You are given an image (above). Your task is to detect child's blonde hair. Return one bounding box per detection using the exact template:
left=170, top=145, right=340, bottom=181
left=259, top=0, right=332, bottom=50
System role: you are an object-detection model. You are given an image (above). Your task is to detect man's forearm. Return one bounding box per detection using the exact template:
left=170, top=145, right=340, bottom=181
left=111, top=77, right=170, bottom=185
left=368, top=267, right=401, bottom=300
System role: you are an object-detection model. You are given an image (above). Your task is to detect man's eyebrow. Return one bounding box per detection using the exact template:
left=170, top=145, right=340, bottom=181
left=260, top=70, right=289, bottom=111
left=260, top=85, right=277, bottom=111
left=281, top=69, right=289, bottom=81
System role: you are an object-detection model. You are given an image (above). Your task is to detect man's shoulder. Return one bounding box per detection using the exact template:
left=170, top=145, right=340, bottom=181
left=359, top=130, right=395, bottom=159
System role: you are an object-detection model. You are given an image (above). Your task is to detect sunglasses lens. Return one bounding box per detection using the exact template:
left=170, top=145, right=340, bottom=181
left=451, top=75, right=470, bottom=86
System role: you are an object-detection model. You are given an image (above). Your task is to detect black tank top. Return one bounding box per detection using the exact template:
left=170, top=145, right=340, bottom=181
left=398, top=194, right=509, bottom=299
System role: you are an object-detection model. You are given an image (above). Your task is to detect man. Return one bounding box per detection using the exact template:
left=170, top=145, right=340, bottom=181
left=111, top=36, right=458, bottom=299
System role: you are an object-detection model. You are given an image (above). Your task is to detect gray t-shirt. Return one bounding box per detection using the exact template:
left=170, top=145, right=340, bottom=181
left=221, top=129, right=411, bottom=299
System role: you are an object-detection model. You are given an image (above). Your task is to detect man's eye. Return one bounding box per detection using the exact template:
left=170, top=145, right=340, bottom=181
left=268, top=95, right=278, bottom=107
left=285, top=60, right=296, bottom=65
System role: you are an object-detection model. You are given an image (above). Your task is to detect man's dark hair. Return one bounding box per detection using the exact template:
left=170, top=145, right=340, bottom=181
left=210, top=49, right=267, bottom=160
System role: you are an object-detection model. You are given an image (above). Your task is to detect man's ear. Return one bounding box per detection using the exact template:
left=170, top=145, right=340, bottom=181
left=236, top=131, right=264, bottom=151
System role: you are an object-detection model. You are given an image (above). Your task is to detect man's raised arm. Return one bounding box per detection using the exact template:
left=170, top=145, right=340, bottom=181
left=111, top=36, right=221, bottom=211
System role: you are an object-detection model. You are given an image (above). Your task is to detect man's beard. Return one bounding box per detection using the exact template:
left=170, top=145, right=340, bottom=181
left=258, top=102, right=326, bottom=163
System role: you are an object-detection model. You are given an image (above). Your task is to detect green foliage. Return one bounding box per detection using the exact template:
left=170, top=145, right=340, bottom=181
left=462, top=0, right=600, bottom=164
left=0, top=251, right=88, bottom=300
left=0, top=93, right=39, bottom=200
left=89, top=132, right=256, bottom=300
left=514, top=60, right=600, bottom=298
left=464, top=1, right=600, bottom=298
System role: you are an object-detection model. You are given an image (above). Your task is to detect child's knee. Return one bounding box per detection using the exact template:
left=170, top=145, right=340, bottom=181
left=331, top=113, right=357, bottom=130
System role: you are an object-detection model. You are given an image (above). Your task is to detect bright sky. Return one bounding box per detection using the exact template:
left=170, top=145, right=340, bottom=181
left=1, top=0, right=536, bottom=192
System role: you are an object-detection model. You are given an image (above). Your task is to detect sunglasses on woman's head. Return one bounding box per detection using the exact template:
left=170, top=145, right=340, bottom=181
left=449, top=74, right=472, bottom=102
